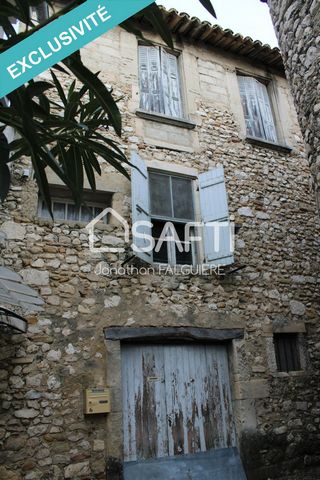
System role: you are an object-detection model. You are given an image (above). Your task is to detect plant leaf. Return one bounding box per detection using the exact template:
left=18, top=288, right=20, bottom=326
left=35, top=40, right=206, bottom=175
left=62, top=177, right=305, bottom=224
left=198, top=0, right=217, bottom=18
left=0, top=133, right=11, bottom=202
left=142, top=3, right=173, bottom=49
left=51, top=70, right=68, bottom=106
left=63, top=55, right=122, bottom=136
left=26, top=81, right=54, bottom=99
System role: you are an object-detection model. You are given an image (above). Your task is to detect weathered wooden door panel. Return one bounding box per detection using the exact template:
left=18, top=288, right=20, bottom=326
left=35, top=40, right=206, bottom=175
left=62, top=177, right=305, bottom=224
left=122, top=344, right=236, bottom=462
left=122, top=345, right=168, bottom=461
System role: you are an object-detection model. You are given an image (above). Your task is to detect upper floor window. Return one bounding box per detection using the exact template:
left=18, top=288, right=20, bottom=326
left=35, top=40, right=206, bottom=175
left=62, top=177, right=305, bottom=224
left=38, top=185, right=112, bottom=224
left=238, top=75, right=277, bottom=144
left=138, top=45, right=183, bottom=119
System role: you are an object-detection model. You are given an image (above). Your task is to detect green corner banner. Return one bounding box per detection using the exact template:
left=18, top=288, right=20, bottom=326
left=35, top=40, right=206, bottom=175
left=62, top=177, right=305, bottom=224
left=0, top=0, right=153, bottom=98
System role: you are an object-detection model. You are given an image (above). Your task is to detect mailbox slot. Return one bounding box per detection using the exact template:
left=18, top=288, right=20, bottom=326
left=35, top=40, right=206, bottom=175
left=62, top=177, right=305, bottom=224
left=84, top=388, right=111, bottom=414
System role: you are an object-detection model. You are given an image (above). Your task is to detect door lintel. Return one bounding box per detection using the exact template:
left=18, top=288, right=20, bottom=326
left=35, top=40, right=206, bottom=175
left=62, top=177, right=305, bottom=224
left=105, top=326, right=244, bottom=343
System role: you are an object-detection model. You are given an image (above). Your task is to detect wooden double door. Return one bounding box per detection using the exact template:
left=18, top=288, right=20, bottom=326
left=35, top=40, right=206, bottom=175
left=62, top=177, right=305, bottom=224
left=122, top=343, right=237, bottom=462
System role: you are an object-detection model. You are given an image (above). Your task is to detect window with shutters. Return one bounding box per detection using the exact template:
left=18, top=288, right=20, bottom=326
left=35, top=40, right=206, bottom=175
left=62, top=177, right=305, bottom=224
left=131, top=153, right=234, bottom=267
left=274, top=333, right=301, bottom=372
left=138, top=46, right=183, bottom=119
left=37, top=185, right=113, bottom=224
left=238, top=75, right=278, bottom=144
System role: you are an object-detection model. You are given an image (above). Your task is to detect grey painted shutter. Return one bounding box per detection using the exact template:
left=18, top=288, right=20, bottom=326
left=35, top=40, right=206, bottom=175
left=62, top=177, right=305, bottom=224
left=131, top=152, right=152, bottom=264
left=161, top=48, right=171, bottom=116
left=238, top=75, right=264, bottom=139
left=161, top=49, right=182, bottom=118
left=139, top=46, right=163, bottom=114
left=199, top=166, right=234, bottom=266
left=139, top=46, right=151, bottom=112
left=255, top=80, right=277, bottom=143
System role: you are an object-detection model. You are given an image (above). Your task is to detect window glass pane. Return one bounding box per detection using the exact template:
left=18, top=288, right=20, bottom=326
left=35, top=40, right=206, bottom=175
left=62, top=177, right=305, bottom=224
left=149, top=173, right=172, bottom=218
left=94, top=207, right=103, bottom=217
left=274, top=334, right=301, bottom=372
left=172, top=176, right=194, bottom=220
left=175, top=247, right=193, bottom=265
left=38, top=190, right=111, bottom=224
left=173, top=222, right=193, bottom=265
left=81, top=206, right=93, bottom=223
left=67, top=204, right=80, bottom=221
left=40, top=201, right=51, bottom=219
left=94, top=207, right=107, bottom=224
left=152, top=220, right=168, bottom=263
left=53, top=202, right=66, bottom=220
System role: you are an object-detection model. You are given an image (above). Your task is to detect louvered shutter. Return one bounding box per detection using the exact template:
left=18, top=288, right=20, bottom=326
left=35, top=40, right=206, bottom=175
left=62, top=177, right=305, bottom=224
left=238, top=75, right=264, bottom=140
left=131, top=152, right=152, bottom=264
left=161, top=48, right=171, bottom=116
left=139, top=46, right=151, bottom=112
left=199, top=166, right=234, bottom=266
left=139, top=46, right=163, bottom=114
left=255, top=80, right=277, bottom=143
left=161, top=48, right=183, bottom=118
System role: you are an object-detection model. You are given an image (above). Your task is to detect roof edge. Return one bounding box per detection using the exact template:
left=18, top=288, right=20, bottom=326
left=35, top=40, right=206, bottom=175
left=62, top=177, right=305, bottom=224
left=135, top=6, right=284, bottom=73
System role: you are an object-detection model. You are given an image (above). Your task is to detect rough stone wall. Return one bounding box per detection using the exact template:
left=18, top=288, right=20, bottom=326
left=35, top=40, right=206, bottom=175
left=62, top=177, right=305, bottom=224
left=266, top=0, right=320, bottom=211
left=0, top=26, right=320, bottom=480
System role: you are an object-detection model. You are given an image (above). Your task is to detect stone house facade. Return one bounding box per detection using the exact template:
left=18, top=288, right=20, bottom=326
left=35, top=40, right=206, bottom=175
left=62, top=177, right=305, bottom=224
left=1, top=8, right=320, bottom=480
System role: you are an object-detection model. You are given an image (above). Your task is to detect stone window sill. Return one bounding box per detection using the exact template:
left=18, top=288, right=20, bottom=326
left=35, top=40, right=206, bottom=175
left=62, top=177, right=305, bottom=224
left=270, top=370, right=307, bottom=378
left=136, top=110, right=196, bottom=130
left=37, top=217, right=109, bottom=230
left=246, top=136, right=292, bottom=153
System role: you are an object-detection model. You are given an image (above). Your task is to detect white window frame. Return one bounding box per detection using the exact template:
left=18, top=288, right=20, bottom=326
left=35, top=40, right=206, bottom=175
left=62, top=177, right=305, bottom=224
left=149, top=170, right=198, bottom=266
left=38, top=198, right=107, bottom=224
left=37, top=186, right=113, bottom=224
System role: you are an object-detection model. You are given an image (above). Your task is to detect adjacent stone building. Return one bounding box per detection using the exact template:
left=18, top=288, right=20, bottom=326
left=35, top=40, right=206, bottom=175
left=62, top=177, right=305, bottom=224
left=265, top=0, right=320, bottom=211
left=1, top=8, right=320, bottom=480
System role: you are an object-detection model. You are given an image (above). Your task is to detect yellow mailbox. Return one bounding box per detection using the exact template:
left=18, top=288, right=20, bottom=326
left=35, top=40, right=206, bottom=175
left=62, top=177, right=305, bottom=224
left=84, top=388, right=111, bottom=414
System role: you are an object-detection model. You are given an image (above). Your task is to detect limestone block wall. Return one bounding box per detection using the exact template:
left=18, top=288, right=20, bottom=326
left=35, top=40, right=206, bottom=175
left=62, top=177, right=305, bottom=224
left=0, top=26, right=320, bottom=480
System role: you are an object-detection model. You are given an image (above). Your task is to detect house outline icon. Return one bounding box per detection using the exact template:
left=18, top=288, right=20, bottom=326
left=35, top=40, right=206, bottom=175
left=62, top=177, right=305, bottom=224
left=86, top=207, right=130, bottom=254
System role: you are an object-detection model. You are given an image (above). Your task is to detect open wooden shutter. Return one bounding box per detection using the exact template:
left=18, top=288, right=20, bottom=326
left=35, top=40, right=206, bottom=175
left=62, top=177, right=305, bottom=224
left=161, top=49, right=182, bottom=118
left=255, top=80, right=277, bottom=143
left=139, top=46, right=163, bottom=114
left=199, top=166, right=234, bottom=266
left=131, top=152, right=152, bottom=264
